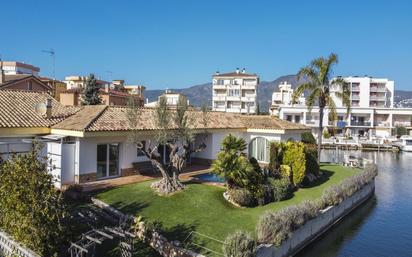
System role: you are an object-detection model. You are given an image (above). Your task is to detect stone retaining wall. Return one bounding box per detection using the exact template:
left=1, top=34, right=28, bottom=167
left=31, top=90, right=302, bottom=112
left=257, top=179, right=376, bottom=257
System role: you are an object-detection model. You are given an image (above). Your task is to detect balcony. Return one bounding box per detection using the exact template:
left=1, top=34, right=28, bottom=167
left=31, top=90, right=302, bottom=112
left=369, top=95, right=386, bottom=101
left=370, top=87, right=386, bottom=93
left=241, top=96, right=256, bottom=101
left=212, top=84, right=226, bottom=89
left=394, top=121, right=412, bottom=127
left=350, top=121, right=371, bottom=127
left=375, top=121, right=390, bottom=127
left=351, top=86, right=360, bottom=92
left=351, top=95, right=360, bottom=100
left=212, top=95, right=226, bottom=101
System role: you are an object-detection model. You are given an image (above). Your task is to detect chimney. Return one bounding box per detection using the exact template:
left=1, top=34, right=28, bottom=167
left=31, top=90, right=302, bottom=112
left=104, top=83, right=109, bottom=93
left=242, top=68, right=246, bottom=74
left=215, top=71, right=220, bottom=75
left=236, top=68, right=240, bottom=74
left=46, top=98, right=52, bottom=119
left=0, top=60, right=4, bottom=84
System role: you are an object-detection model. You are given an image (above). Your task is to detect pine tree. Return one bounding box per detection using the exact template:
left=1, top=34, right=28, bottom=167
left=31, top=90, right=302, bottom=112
left=81, top=73, right=102, bottom=105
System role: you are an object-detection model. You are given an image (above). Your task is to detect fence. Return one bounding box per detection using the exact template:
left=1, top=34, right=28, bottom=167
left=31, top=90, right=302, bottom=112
left=0, top=229, right=40, bottom=257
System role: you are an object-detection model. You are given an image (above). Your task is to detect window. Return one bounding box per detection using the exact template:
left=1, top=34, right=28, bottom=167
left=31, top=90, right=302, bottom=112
left=295, top=115, right=300, bottom=123
left=248, top=137, right=270, bottom=163
left=217, top=79, right=224, bottom=85
left=137, top=141, right=146, bottom=157
left=228, top=89, right=240, bottom=96
left=28, top=81, right=33, bottom=90
left=286, top=115, right=293, bottom=122
left=97, top=143, right=119, bottom=179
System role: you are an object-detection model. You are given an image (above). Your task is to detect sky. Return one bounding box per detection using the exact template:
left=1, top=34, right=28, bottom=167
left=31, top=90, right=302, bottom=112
left=1, top=0, right=412, bottom=90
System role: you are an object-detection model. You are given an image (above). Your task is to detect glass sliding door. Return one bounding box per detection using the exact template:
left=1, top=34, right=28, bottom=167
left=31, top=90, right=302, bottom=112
left=97, top=144, right=107, bottom=179
left=96, top=143, right=120, bottom=179
left=109, top=143, right=119, bottom=177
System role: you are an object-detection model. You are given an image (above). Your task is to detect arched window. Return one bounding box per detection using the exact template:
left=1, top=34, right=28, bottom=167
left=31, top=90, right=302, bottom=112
left=248, top=137, right=270, bottom=163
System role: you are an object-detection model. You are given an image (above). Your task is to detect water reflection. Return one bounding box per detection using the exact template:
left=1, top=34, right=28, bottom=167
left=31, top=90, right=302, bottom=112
left=298, top=150, right=412, bottom=257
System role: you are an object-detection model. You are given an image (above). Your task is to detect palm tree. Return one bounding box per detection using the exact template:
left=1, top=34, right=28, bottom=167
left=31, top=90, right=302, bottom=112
left=292, top=53, right=350, bottom=163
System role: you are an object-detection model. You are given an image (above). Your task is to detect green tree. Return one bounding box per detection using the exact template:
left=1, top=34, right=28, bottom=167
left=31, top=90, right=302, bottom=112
left=293, top=53, right=350, bottom=163
left=81, top=73, right=102, bottom=105
left=395, top=126, right=408, bottom=136
left=282, top=142, right=306, bottom=187
left=127, top=95, right=207, bottom=195
left=301, top=132, right=316, bottom=145
left=0, top=144, right=67, bottom=256
left=211, top=134, right=255, bottom=189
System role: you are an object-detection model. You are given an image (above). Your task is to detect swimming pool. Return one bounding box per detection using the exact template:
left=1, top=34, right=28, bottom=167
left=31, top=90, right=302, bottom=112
left=192, top=172, right=225, bottom=183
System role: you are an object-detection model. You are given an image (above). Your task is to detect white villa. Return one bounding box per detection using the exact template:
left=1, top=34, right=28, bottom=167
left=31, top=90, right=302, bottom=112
left=270, top=77, right=412, bottom=138
left=212, top=68, right=259, bottom=114
left=0, top=90, right=309, bottom=189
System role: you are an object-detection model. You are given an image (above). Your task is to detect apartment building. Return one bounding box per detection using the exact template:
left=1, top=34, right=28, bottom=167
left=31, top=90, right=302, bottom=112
left=63, top=75, right=110, bottom=90
left=0, top=61, right=40, bottom=75
left=212, top=68, right=259, bottom=114
left=270, top=77, right=411, bottom=138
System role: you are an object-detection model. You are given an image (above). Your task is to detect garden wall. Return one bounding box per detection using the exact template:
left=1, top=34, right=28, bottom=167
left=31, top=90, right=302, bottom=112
left=256, top=179, right=375, bottom=257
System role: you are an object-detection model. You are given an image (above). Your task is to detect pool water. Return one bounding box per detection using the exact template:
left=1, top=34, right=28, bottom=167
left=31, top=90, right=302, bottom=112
left=192, top=172, right=225, bottom=183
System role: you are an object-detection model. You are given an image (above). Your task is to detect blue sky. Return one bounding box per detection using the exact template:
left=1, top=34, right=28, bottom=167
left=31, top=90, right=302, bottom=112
left=1, top=0, right=411, bottom=90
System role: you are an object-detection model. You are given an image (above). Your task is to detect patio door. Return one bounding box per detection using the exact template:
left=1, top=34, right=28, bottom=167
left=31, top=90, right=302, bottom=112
left=97, top=143, right=119, bottom=179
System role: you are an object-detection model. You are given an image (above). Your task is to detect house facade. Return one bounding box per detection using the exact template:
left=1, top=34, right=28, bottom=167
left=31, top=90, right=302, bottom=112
left=0, top=90, right=309, bottom=188
left=212, top=68, right=259, bottom=114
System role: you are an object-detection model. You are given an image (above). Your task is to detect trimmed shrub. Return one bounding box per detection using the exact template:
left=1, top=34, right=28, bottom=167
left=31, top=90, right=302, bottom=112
left=280, top=165, right=291, bottom=178
left=223, top=231, right=256, bottom=257
left=301, top=132, right=316, bottom=145
left=268, top=178, right=290, bottom=202
left=282, top=142, right=306, bottom=186
left=257, top=164, right=378, bottom=246
left=229, top=188, right=256, bottom=207
left=304, top=144, right=319, bottom=177
left=323, top=129, right=331, bottom=139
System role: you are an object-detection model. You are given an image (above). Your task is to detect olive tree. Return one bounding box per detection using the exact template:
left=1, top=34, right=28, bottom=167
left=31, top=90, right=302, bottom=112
left=127, top=96, right=208, bottom=195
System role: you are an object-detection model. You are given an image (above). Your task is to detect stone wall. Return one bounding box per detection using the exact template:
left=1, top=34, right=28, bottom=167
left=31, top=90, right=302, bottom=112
left=257, top=179, right=376, bottom=257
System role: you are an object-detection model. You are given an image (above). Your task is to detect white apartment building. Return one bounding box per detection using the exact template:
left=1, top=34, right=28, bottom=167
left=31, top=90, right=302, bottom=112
left=145, top=90, right=189, bottom=108
left=0, top=61, right=40, bottom=75
left=64, top=75, right=110, bottom=90
left=271, top=77, right=411, bottom=139
left=212, top=68, right=259, bottom=114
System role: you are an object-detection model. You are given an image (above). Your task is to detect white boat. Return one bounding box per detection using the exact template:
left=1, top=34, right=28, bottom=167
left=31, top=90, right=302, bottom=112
left=394, top=136, right=412, bottom=152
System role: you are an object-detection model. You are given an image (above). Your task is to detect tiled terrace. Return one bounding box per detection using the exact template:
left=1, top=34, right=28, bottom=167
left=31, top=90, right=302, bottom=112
left=81, top=164, right=211, bottom=192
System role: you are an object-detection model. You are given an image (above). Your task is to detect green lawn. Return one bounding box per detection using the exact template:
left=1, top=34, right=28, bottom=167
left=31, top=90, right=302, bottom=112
left=95, top=164, right=357, bottom=255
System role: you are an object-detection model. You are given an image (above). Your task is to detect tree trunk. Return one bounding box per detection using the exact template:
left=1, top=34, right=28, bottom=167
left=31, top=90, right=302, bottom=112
left=318, top=107, right=324, bottom=164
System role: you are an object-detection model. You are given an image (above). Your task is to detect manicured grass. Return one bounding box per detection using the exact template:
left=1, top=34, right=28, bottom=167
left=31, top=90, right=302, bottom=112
left=95, top=164, right=357, bottom=255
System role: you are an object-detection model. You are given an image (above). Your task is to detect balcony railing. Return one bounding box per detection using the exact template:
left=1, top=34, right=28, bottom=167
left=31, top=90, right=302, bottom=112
left=394, top=121, right=412, bottom=127
left=351, top=86, right=360, bottom=91
left=370, top=87, right=386, bottom=93
left=350, top=121, right=371, bottom=126
left=351, top=95, right=360, bottom=100
left=375, top=121, right=390, bottom=127
left=369, top=95, right=386, bottom=101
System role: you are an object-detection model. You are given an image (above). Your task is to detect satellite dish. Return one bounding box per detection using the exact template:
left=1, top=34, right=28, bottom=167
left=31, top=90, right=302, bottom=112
left=35, top=103, right=47, bottom=116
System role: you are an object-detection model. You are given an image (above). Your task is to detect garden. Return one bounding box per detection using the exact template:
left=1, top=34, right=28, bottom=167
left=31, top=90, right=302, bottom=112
left=95, top=132, right=363, bottom=255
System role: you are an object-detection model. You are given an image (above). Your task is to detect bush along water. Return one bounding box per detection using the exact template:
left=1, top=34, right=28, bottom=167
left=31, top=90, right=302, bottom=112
left=256, top=164, right=378, bottom=246
left=223, top=231, right=257, bottom=257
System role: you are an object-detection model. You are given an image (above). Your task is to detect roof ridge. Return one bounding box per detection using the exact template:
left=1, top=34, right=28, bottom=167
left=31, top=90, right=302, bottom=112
left=83, top=105, right=109, bottom=131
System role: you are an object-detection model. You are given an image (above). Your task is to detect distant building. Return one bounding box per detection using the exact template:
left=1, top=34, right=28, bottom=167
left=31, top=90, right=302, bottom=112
left=124, top=84, right=146, bottom=95
left=145, top=90, right=188, bottom=108
left=271, top=77, right=411, bottom=139
left=0, top=61, right=51, bottom=93
left=212, top=68, right=259, bottom=114
left=0, top=61, right=40, bottom=75
left=39, top=77, right=67, bottom=101
left=63, top=75, right=110, bottom=90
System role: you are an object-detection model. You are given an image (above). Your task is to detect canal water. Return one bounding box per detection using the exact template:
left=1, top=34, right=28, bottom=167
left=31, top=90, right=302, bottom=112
left=297, top=150, right=412, bottom=257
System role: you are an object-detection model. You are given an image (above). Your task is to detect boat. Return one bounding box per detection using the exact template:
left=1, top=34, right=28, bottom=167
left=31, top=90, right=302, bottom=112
left=394, top=136, right=412, bottom=152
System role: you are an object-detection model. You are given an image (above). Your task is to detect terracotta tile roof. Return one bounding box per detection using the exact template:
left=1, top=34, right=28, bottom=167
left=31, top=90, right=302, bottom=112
left=0, top=90, right=81, bottom=128
left=52, top=106, right=308, bottom=132
left=0, top=75, right=52, bottom=90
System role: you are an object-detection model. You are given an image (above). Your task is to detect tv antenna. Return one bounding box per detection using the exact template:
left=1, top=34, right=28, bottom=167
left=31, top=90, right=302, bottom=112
left=42, top=48, right=55, bottom=79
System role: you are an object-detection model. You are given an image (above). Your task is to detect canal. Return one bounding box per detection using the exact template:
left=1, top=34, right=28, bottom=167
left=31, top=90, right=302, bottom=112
left=297, top=150, right=412, bottom=257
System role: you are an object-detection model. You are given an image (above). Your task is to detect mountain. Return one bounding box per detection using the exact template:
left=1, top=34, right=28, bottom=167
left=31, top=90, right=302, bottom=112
left=144, top=75, right=412, bottom=111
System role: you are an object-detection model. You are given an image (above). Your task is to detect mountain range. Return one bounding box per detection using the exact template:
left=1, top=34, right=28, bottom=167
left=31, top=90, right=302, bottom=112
left=145, top=75, right=412, bottom=111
